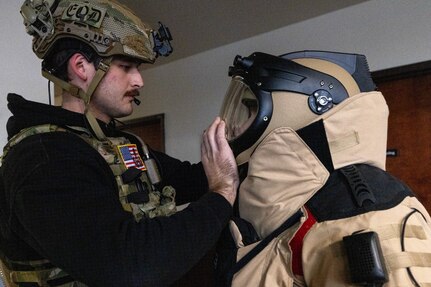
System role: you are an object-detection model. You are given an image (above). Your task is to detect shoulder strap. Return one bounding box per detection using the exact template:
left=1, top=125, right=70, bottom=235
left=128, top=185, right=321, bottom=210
left=306, top=164, right=414, bottom=222
left=1, top=124, right=67, bottom=166
left=339, top=164, right=376, bottom=207
left=225, top=210, right=303, bottom=285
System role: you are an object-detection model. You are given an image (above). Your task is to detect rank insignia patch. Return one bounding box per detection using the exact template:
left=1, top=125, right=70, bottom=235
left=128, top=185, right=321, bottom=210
left=117, top=144, right=146, bottom=170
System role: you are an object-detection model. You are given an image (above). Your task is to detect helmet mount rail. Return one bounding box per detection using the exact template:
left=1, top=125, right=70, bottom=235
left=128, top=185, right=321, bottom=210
left=21, top=0, right=58, bottom=53
left=152, top=22, right=173, bottom=57
left=21, top=0, right=58, bottom=37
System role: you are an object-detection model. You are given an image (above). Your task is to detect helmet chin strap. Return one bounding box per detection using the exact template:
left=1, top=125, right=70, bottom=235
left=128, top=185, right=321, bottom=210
left=42, top=57, right=113, bottom=140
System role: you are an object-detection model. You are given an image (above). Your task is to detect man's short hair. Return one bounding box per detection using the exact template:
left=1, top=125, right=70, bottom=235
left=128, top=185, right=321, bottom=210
left=42, top=39, right=102, bottom=81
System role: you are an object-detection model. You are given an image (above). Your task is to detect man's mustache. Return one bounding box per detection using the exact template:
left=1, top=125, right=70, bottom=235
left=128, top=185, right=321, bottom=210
left=126, top=90, right=140, bottom=98
left=126, top=90, right=141, bottom=105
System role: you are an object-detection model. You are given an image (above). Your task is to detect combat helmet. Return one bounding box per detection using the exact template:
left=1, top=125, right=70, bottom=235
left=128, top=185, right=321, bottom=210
left=21, top=0, right=173, bottom=64
left=20, top=0, right=172, bottom=138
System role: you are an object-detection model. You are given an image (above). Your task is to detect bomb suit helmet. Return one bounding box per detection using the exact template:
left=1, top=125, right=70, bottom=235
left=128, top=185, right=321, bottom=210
left=220, top=50, right=376, bottom=164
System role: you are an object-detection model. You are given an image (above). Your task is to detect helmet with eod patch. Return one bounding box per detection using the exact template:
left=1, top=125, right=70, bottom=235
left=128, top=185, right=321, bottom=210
left=19, top=0, right=173, bottom=140
left=20, top=0, right=172, bottom=64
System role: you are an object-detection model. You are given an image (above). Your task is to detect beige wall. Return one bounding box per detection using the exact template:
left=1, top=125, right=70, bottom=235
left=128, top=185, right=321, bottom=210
left=1, top=0, right=431, bottom=163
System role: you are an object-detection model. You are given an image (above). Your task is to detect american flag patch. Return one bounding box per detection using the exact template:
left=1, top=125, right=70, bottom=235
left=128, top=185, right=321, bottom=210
left=117, top=144, right=146, bottom=170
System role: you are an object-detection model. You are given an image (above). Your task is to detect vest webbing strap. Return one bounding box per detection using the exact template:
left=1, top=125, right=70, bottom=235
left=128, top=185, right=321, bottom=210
left=41, top=70, right=87, bottom=101
left=85, top=109, right=106, bottom=141
left=376, top=224, right=427, bottom=241
left=11, top=269, right=51, bottom=285
left=10, top=270, right=74, bottom=287
left=0, top=260, right=12, bottom=287
left=340, top=164, right=376, bottom=207
left=42, top=58, right=113, bottom=141
left=85, top=59, right=111, bottom=103
left=41, top=58, right=112, bottom=105
left=328, top=131, right=359, bottom=154
left=386, top=252, right=431, bottom=270
left=82, top=58, right=113, bottom=140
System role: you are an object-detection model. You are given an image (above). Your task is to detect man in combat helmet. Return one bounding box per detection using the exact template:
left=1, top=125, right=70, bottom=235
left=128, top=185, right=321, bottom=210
left=0, top=0, right=239, bottom=286
left=216, top=50, right=431, bottom=286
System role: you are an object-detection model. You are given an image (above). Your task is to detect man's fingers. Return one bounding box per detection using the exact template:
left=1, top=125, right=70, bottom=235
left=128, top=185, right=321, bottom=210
left=203, top=117, right=222, bottom=155
left=215, top=120, right=227, bottom=147
left=200, top=117, right=239, bottom=206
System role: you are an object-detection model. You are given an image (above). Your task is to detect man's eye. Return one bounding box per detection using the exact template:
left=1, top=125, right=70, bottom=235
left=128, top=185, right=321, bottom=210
left=120, top=64, right=131, bottom=71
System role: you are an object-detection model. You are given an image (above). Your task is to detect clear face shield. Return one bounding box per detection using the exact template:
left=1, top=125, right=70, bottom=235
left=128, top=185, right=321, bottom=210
left=220, top=76, right=259, bottom=141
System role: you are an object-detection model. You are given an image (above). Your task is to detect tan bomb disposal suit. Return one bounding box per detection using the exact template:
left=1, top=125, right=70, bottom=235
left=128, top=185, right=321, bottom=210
left=218, top=51, right=431, bottom=286
left=231, top=91, right=431, bottom=286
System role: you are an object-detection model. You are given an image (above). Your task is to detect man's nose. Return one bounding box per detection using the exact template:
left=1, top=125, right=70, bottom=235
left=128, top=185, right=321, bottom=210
left=132, top=70, right=144, bottom=88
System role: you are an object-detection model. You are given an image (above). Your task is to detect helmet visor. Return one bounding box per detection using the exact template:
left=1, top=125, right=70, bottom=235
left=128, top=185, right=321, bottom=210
left=220, top=77, right=258, bottom=141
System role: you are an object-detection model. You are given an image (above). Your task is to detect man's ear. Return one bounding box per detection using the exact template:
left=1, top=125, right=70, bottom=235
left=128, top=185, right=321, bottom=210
left=68, top=53, right=93, bottom=82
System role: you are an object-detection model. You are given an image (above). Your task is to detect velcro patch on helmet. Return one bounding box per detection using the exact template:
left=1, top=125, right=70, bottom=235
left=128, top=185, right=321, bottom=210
left=123, top=35, right=153, bottom=58
left=61, top=2, right=107, bottom=28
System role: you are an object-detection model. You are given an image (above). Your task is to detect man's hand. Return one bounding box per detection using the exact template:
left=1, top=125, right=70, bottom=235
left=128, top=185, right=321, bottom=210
left=201, top=117, right=239, bottom=206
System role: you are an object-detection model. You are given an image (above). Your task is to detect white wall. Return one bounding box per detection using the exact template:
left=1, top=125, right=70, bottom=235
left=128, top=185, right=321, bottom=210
left=132, top=0, right=431, bottom=162
left=0, top=1, right=49, bottom=148
left=1, top=0, right=431, bottom=164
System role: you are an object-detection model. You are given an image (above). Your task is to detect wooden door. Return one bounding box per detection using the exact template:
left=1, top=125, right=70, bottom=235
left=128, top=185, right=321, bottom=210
left=372, top=61, right=431, bottom=213
left=118, top=114, right=165, bottom=152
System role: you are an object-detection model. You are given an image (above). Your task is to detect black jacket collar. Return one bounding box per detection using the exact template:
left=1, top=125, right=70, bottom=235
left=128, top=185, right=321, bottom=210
left=6, top=93, right=117, bottom=140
